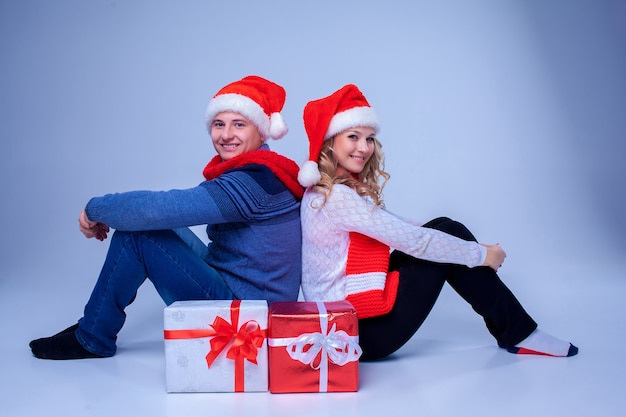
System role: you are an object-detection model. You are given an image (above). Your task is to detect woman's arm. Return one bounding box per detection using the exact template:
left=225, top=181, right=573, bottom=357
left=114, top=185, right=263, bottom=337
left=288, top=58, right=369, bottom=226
left=480, top=243, right=506, bottom=271
left=321, top=185, right=486, bottom=268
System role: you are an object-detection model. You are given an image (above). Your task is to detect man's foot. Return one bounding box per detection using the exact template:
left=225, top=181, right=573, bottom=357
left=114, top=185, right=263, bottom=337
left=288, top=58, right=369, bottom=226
left=29, top=323, right=79, bottom=349
left=30, top=325, right=104, bottom=360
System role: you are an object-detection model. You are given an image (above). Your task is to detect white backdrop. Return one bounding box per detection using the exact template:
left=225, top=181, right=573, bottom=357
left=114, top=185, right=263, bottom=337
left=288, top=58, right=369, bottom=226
left=2, top=2, right=626, bottom=416
left=1, top=0, right=625, bottom=282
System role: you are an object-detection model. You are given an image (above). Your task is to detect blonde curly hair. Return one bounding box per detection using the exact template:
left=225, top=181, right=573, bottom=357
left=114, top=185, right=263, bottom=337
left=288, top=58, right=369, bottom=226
left=311, top=135, right=390, bottom=208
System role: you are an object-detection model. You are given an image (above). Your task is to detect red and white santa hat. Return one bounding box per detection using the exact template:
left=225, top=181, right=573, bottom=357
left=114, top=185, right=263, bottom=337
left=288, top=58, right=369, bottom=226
left=206, top=75, right=288, bottom=140
left=298, top=84, right=380, bottom=187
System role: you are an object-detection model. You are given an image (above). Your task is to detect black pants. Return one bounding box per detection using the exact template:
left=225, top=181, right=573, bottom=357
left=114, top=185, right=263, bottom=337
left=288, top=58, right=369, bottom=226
left=358, top=217, right=538, bottom=361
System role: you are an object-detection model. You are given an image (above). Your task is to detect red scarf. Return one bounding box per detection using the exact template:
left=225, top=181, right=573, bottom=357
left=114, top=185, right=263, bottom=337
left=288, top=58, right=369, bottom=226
left=345, top=232, right=400, bottom=319
left=202, top=149, right=304, bottom=200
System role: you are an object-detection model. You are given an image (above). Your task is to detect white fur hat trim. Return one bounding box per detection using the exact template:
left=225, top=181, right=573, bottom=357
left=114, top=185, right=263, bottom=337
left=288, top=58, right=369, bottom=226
left=206, top=93, right=271, bottom=140
left=326, top=106, right=379, bottom=140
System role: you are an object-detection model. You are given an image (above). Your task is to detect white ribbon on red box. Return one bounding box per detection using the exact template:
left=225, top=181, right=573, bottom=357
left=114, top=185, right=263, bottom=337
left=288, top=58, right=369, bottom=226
left=268, top=301, right=362, bottom=392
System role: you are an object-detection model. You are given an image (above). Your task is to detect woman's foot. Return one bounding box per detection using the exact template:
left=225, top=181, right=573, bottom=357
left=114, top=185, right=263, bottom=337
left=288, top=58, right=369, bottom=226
left=507, top=329, right=578, bottom=357
left=30, top=325, right=104, bottom=360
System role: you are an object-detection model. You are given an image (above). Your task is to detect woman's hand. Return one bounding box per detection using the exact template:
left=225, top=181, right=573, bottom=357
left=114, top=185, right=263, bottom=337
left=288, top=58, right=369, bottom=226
left=79, top=209, right=110, bottom=241
left=481, top=243, right=506, bottom=272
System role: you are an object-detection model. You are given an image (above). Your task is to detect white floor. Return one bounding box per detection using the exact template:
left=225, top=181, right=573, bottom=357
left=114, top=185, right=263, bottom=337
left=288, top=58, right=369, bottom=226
left=2, top=257, right=623, bottom=417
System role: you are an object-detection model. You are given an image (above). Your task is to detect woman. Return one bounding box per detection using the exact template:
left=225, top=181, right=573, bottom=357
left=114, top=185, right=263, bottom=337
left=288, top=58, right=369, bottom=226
left=297, top=84, right=577, bottom=361
left=30, top=75, right=304, bottom=360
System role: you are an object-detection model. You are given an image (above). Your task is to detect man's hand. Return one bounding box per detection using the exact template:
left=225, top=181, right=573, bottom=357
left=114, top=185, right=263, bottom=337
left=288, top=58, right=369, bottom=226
left=79, top=209, right=110, bottom=241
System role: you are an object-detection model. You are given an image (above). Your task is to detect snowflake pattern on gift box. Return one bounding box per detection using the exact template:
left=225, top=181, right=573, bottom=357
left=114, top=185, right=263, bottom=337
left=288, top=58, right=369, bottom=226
left=177, top=355, right=189, bottom=368
left=171, top=310, right=185, bottom=322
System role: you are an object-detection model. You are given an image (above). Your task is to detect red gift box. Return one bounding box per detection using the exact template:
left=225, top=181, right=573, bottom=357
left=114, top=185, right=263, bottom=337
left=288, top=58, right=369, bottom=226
left=268, top=301, right=362, bottom=393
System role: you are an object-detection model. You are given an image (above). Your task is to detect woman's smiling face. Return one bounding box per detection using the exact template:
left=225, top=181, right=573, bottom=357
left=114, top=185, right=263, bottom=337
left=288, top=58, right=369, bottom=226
left=331, top=126, right=376, bottom=175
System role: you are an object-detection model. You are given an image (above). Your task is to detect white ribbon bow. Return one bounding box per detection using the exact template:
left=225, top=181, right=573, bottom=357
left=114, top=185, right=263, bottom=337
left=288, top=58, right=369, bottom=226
left=286, top=323, right=362, bottom=368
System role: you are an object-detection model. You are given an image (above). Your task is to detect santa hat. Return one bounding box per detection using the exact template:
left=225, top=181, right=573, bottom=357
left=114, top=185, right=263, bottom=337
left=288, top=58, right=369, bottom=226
left=298, top=84, right=379, bottom=187
left=206, top=75, right=288, bottom=140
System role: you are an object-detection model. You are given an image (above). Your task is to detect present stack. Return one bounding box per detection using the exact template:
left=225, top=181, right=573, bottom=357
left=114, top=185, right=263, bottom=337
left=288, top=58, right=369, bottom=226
left=163, top=299, right=362, bottom=394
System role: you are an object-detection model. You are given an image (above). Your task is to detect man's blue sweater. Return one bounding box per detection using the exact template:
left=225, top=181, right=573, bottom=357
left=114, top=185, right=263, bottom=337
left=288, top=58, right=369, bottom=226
left=84, top=152, right=302, bottom=303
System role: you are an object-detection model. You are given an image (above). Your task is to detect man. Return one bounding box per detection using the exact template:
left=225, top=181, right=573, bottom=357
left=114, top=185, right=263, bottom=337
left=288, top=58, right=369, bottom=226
left=30, top=76, right=303, bottom=360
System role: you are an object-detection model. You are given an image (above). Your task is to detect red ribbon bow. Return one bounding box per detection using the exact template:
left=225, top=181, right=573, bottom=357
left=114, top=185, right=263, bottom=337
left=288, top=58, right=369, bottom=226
left=206, top=314, right=266, bottom=367
left=164, top=300, right=267, bottom=392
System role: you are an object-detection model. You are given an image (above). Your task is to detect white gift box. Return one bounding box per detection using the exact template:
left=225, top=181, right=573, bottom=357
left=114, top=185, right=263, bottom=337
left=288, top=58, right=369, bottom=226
left=163, top=300, right=268, bottom=392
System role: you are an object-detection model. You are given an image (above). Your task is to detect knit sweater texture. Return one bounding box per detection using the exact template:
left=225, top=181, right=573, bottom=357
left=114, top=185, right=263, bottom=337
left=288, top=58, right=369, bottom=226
left=301, top=184, right=487, bottom=317
left=85, top=145, right=303, bottom=303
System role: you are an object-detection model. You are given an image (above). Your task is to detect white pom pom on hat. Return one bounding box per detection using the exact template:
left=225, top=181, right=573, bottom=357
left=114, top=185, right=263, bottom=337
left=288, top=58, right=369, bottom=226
left=269, top=112, right=288, bottom=139
left=205, top=75, right=289, bottom=141
left=299, top=84, right=379, bottom=187
left=297, top=160, right=322, bottom=188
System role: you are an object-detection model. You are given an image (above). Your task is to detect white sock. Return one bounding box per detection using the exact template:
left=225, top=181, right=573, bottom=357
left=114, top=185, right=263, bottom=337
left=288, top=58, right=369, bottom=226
left=511, top=329, right=578, bottom=357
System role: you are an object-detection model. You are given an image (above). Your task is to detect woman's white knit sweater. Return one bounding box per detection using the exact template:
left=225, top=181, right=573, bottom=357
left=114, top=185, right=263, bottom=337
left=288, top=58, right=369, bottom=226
left=301, top=184, right=487, bottom=317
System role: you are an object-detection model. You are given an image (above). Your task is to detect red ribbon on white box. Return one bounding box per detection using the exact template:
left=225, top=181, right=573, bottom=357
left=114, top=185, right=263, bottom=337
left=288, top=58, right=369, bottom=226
left=268, top=301, right=362, bottom=392
left=164, top=300, right=266, bottom=392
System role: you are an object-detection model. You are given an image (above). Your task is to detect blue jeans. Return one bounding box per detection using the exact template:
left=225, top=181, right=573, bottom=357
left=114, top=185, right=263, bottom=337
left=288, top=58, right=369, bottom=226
left=75, top=228, right=234, bottom=356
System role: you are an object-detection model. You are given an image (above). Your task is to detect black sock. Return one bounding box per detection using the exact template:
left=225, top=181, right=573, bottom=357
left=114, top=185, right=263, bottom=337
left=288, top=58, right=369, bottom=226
left=30, top=326, right=104, bottom=360
left=29, top=323, right=79, bottom=350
